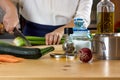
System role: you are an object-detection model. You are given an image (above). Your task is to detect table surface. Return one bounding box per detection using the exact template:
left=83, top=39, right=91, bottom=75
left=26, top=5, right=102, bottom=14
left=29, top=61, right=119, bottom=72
left=0, top=42, right=120, bottom=80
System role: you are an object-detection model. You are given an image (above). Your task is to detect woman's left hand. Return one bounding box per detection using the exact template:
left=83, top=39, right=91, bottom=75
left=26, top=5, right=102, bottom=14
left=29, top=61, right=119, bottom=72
left=45, top=20, right=74, bottom=45
left=45, top=27, right=64, bottom=45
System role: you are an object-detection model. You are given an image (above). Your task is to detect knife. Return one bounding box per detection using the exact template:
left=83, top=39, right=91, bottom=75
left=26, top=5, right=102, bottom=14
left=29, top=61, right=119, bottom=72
left=13, top=27, right=32, bottom=46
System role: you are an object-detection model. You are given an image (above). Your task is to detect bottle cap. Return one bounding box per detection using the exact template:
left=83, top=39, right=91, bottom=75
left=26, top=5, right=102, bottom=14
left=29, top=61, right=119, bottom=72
left=74, top=18, right=84, bottom=28
left=64, top=28, right=73, bottom=35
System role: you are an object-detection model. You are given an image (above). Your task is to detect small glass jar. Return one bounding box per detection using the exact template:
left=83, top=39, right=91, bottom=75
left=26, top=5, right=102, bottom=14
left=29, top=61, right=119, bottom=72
left=62, top=28, right=75, bottom=55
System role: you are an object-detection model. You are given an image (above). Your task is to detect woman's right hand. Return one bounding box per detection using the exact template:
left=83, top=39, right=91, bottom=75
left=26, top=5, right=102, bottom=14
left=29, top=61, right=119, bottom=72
left=3, top=11, right=19, bottom=33
left=0, top=0, right=19, bottom=33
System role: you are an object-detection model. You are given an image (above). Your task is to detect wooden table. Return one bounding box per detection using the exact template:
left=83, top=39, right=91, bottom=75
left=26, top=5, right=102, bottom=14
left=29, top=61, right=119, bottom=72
left=0, top=45, right=120, bottom=80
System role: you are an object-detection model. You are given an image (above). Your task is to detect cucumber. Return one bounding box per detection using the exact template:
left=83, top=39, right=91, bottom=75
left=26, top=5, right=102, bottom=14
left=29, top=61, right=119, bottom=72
left=13, top=36, right=65, bottom=46
left=26, top=36, right=65, bottom=41
left=0, top=41, right=55, bottom=59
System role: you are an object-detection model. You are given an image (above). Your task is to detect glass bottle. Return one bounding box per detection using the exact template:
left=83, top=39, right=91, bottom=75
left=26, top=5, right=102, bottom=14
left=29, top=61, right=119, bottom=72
left=72, top=18, right=92, bottom=52
left=97, top=0, right=115, bottom=34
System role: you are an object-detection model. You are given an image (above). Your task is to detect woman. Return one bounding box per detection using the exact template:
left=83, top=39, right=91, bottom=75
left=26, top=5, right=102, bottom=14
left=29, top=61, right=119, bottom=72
left=0, top=0, right=93, bottom=45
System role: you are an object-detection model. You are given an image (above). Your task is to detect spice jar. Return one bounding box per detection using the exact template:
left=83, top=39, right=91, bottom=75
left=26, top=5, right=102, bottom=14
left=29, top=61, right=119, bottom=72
left=62, top=28, right=75, bottom=55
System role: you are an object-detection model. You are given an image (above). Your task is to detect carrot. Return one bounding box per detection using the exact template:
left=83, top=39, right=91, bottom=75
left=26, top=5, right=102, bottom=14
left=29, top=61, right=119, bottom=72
left=0, top=54, right=24, bottom=63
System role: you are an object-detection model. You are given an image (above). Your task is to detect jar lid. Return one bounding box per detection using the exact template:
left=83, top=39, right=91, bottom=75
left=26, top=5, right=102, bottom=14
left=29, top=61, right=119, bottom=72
left=50, top=53, right=77, bottom=59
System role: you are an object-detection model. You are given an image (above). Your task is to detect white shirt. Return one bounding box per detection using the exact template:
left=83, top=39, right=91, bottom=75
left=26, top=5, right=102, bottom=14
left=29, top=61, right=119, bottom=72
left=19, top=0, right=93, bottom=27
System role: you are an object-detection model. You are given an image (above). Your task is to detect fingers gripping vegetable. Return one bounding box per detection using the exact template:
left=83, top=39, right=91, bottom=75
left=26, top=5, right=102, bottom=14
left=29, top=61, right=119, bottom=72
left=0, top=41, right=55, bottom=59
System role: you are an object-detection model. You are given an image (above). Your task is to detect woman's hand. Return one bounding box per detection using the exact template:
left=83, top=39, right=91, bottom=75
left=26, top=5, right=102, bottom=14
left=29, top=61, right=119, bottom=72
left=0, top=0, right=19, bottom=33
left=45, top=20, right=74, bottom=45
left=45, top=26, right=64, bottom=45
left=3, top=11, right=19, bottom=33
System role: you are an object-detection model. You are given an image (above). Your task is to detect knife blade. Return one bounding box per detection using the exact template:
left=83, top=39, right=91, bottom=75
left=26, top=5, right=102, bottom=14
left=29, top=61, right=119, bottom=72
left=13, top=27, right=31, bottom=46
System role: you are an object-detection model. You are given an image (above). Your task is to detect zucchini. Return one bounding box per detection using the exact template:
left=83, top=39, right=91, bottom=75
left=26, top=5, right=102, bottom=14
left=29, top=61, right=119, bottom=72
left=0, top=41, right=54, bottom=59
left=13, top=36, right=65, bottom=46
left=29, top=41, right=45, bottom=46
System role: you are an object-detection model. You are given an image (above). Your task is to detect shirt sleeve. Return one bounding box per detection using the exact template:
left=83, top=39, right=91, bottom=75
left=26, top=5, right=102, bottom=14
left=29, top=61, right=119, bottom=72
left=74, top=0, right=93, bottom=28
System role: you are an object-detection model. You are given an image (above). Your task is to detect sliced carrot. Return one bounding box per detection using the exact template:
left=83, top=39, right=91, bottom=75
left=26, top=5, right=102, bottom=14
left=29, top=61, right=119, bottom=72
left=0, top=54, right=24, bottom=63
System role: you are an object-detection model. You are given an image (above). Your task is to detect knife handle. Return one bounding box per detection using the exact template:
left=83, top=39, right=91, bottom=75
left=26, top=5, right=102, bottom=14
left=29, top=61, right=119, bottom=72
left=0, top=23, right=5, bottom=34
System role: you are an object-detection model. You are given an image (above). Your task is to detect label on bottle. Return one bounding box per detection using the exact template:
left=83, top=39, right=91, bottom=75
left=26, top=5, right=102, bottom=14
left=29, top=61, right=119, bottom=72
left=72, top=39, right=91, bottom=52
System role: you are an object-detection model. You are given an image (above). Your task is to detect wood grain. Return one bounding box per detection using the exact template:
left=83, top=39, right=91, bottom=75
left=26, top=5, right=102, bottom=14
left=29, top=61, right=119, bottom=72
left=0, top=45, right=120, bottom=80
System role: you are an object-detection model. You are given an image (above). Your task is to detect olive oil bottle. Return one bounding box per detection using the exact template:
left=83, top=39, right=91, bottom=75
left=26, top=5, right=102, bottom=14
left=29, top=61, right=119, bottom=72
left=97, top=0, right=115, bottom=34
